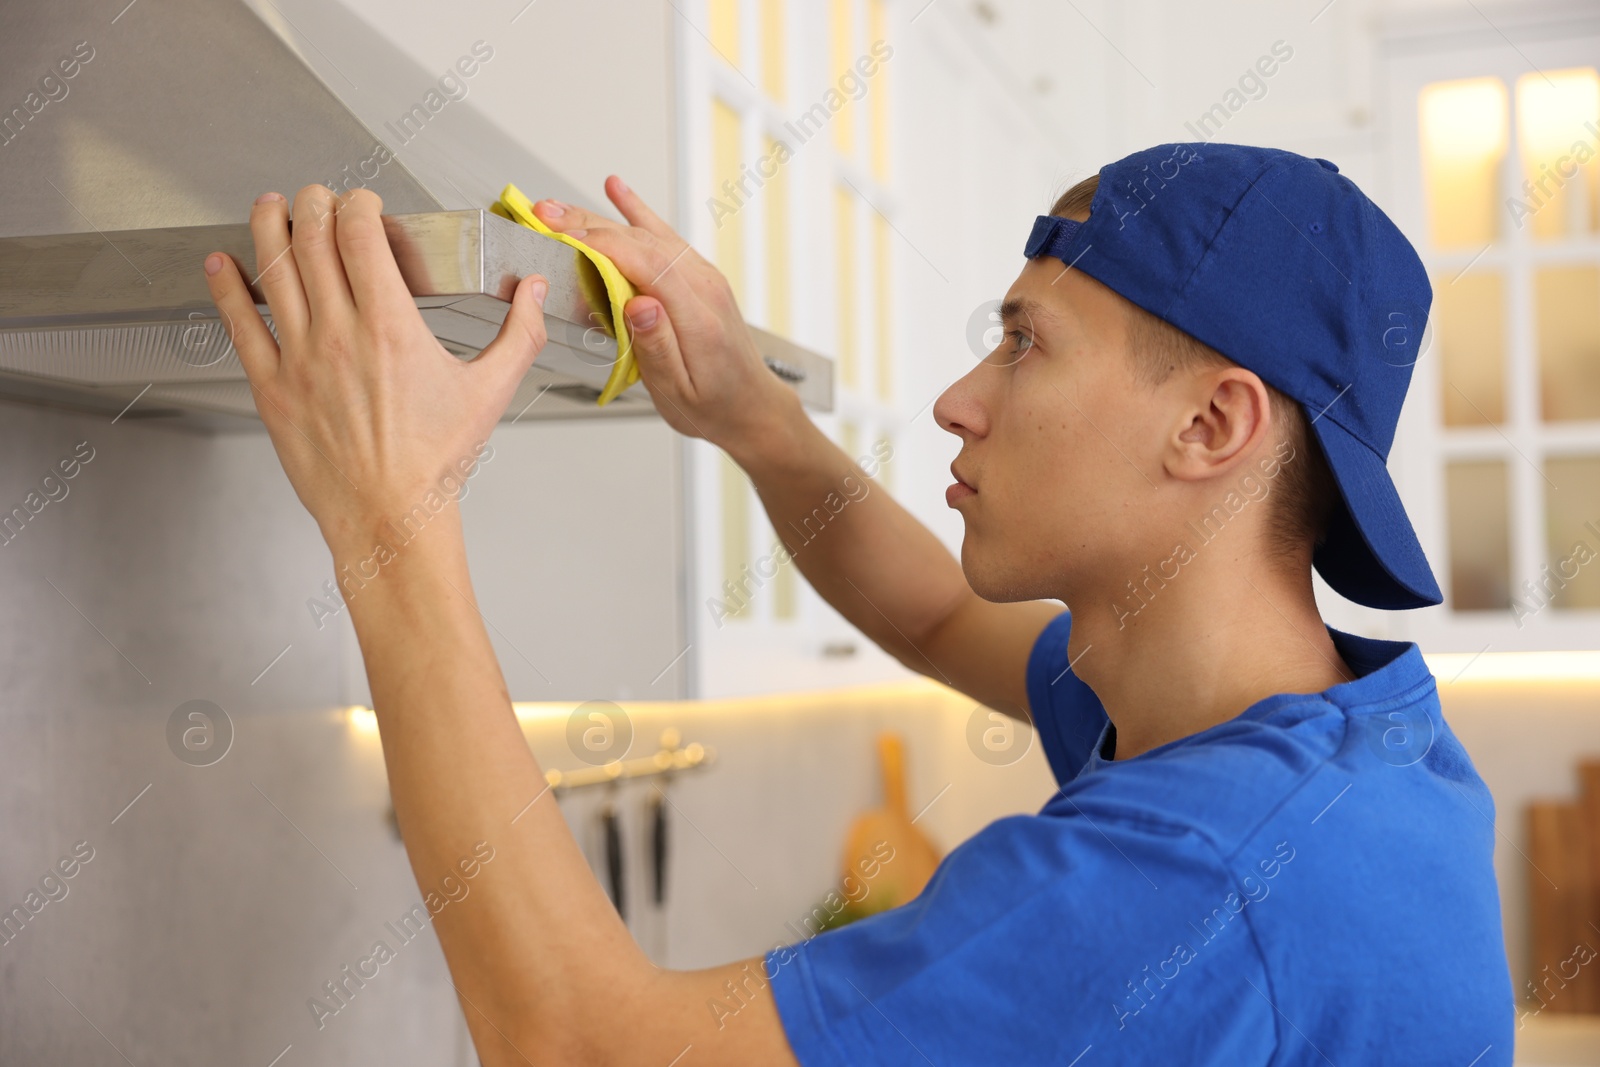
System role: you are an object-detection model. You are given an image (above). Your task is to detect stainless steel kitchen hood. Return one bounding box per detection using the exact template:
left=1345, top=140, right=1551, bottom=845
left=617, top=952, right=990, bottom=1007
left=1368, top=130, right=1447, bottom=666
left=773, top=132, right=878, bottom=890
left=0, top=0, right=832, bottom=428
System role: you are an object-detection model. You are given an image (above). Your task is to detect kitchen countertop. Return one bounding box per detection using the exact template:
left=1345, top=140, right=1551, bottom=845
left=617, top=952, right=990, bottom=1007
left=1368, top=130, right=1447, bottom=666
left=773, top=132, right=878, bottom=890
left=1517, top=1013, right=1600, bottom=1065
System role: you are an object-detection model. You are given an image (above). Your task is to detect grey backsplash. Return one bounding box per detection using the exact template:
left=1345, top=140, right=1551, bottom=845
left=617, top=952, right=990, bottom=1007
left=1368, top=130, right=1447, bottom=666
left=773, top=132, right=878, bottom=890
left=0, top=400, right=1054, bottom=1065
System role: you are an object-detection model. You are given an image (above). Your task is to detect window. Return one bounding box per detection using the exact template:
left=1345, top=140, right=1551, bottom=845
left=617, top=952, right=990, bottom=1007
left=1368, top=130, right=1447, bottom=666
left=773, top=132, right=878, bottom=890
left=1385, top=20, right=1600, bottom=650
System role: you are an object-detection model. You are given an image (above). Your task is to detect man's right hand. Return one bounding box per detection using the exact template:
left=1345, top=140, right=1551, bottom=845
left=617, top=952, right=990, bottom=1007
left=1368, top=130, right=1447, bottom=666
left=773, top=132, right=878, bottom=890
left=531, top=176, right=800, bottom=458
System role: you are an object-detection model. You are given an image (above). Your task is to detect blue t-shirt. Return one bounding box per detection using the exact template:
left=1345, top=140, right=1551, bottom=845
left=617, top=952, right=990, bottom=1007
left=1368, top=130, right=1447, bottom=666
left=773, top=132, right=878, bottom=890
left=767, top=611, right=1514, bottom=1065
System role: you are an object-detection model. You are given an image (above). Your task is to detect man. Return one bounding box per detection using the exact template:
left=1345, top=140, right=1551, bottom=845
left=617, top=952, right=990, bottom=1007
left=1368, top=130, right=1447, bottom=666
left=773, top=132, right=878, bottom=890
left=203, top=142, right=1513, bottom=1065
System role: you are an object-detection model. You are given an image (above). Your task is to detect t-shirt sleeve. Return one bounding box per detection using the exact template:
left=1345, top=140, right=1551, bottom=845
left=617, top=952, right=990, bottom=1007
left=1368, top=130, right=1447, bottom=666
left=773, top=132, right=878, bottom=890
left=1024, top=610, right=1111, bottom=785
left=764, top=808, right=1275, bottom=1066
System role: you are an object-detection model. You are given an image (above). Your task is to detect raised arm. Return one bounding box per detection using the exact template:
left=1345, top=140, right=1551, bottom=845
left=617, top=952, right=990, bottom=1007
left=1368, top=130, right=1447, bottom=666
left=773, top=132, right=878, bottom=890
left=538, top=177, right=1059, bottom=719
left=205, top=184, right=797, bottom=1066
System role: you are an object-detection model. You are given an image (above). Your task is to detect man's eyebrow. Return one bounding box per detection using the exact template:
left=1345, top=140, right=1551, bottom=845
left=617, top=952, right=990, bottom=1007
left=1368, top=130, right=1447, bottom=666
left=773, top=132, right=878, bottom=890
left=999, top=296, right=1051, bottom=326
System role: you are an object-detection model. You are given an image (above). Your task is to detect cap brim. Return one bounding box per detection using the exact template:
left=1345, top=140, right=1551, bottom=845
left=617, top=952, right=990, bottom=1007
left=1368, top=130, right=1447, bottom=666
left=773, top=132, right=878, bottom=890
left=1309, top=416, right=1443, bottom=610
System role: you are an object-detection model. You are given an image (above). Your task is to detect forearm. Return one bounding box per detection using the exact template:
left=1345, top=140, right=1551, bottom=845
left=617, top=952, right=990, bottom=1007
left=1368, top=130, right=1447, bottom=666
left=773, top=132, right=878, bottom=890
left=339, top=511, right=642, bottom=1061
left=725, top=393, right=973, bottom=676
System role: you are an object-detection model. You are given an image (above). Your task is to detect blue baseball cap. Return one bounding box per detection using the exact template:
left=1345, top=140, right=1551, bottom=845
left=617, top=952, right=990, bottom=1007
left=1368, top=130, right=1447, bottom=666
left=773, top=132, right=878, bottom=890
left=1024, top=142, right=1441, bottom=610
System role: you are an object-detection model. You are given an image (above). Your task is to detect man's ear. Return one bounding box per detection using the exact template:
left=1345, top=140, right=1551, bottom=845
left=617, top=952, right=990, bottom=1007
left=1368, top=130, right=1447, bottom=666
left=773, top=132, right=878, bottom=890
left=1165, top=368, right=1272, bottom=482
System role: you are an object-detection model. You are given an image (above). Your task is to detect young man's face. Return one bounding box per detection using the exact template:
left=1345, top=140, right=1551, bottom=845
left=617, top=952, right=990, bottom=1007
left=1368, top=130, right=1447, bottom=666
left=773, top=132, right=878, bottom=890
left=934, top=257, right=1191, bottom=606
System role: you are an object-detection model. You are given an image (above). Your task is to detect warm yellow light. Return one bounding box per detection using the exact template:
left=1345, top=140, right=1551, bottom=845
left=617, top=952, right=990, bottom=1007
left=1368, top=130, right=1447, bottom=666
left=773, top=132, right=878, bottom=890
left=836, top=184, right=858, bottom=388
left=346, top=706, right=379, bottom=734
left=761, top=0, right=785, bottom=103
left=708, top=0, right=739, bottom=65
left=1421, top=77, right=1510, bottom=162
left=348, top=702, right=672, bottom=730
left=1516, top=68, right=1600, bottom=169
left=1427, top=651, right=1600, bottom=685
left=711, top=99, right=744, bottom=305
left=1419, top=77, right=1510, bottom=248
left=509, top=680, right=964, bottom=728
left=346, top=702, right=592, bottom=729
left=831, top=0, right=855, bottom=156
left=1515, top=67, right=1600, bottom=238
left=511, top=702, right=570, bottom=723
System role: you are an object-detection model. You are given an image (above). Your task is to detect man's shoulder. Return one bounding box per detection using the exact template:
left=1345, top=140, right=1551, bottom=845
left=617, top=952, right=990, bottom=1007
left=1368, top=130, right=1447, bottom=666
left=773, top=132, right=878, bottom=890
left=1049, top=679, right=1485, bottom=867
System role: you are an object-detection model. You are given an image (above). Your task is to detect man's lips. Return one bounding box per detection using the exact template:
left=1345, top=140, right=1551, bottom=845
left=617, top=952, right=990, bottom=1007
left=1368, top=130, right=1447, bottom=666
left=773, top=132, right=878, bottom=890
left=946, top=465, right=976, bottom=507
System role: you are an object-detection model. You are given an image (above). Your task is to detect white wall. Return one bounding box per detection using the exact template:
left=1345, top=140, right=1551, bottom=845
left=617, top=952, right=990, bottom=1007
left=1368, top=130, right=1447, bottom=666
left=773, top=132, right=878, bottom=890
left=327, top=0, right=678, bottom=218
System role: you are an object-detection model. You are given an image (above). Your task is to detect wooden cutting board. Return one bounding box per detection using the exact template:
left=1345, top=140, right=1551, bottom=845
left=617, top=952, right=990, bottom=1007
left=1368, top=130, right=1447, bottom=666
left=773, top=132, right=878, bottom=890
left=1527, top=798, right=1592, bottom=1013
left=1576, top=761, right=1600, bottom=1011
left=841, top=732, right=940, bottom=912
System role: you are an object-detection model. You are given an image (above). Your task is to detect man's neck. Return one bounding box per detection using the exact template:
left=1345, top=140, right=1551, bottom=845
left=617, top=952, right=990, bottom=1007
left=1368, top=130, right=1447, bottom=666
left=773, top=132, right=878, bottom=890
left=1065, top=556, right=1353, bottom=761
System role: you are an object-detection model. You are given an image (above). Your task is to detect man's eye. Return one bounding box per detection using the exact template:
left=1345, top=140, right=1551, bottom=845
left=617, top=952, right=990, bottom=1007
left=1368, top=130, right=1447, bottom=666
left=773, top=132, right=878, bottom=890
left=1009, top=330, right=1033, bottom=353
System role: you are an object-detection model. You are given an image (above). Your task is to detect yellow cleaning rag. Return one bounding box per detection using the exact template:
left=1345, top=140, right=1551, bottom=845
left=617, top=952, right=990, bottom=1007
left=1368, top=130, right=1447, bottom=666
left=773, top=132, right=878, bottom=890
left=491, top=183, right=641, bottom=406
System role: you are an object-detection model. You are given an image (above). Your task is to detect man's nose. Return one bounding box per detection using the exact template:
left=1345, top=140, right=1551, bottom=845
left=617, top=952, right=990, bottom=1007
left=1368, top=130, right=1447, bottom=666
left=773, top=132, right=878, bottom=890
left=933, top=366, right=989, bottom=439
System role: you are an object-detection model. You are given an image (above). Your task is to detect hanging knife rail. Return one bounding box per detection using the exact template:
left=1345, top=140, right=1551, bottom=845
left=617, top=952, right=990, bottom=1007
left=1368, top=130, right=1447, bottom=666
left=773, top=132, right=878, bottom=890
left=544, top=728, right=715, bottom=793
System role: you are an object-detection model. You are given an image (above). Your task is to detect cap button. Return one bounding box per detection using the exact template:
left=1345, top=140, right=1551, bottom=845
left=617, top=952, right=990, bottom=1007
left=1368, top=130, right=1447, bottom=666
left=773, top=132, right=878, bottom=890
left=1314, top=157, right=1340, bottom=173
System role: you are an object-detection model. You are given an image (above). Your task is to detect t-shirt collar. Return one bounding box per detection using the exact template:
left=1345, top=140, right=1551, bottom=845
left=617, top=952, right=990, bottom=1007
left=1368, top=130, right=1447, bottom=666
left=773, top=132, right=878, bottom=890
left=1077, top=626, right=1432, bottom=776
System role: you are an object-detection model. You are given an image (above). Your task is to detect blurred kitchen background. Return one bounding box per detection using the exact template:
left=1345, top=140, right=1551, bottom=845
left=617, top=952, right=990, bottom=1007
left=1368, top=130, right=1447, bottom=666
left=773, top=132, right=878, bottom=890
left=2, top=0, right=1599, bottom=1063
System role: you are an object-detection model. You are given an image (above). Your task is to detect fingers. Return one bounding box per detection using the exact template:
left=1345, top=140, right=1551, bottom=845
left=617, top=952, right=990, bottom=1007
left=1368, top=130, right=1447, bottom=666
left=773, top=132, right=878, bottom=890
left=333, top=188, right=413, bottom=316
left=249, top=193, right=309, bottom=339
left=604, top=175, right=681, bottom=244
left=203, top=250, right=282, bottom=384
left=531, top=198, right=624, bottom=238
left=290, top=185, right=356, bottom=322
left=474, top=274, right=549, bottom=392
left=571, top=225, right=699, bottom=309
left=532, top=183, right=705, bottom=301
left=623, top=295, right=693, bottom=400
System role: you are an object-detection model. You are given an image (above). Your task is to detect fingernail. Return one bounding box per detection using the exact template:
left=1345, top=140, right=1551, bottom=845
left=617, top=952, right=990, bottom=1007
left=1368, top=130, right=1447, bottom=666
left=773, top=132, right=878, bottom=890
left=254, top=192, right=284, bottom=205
left=614, top=177, right=631, bottom=195
left=628, top=303, right=658, bottom=330
left=204, top=253, right=224, bottom=276
left=529, top=278, right=548, bottom=305
left=539, top=200, right=567, bottom=217
left=567, top=228, right=587, bottom=240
